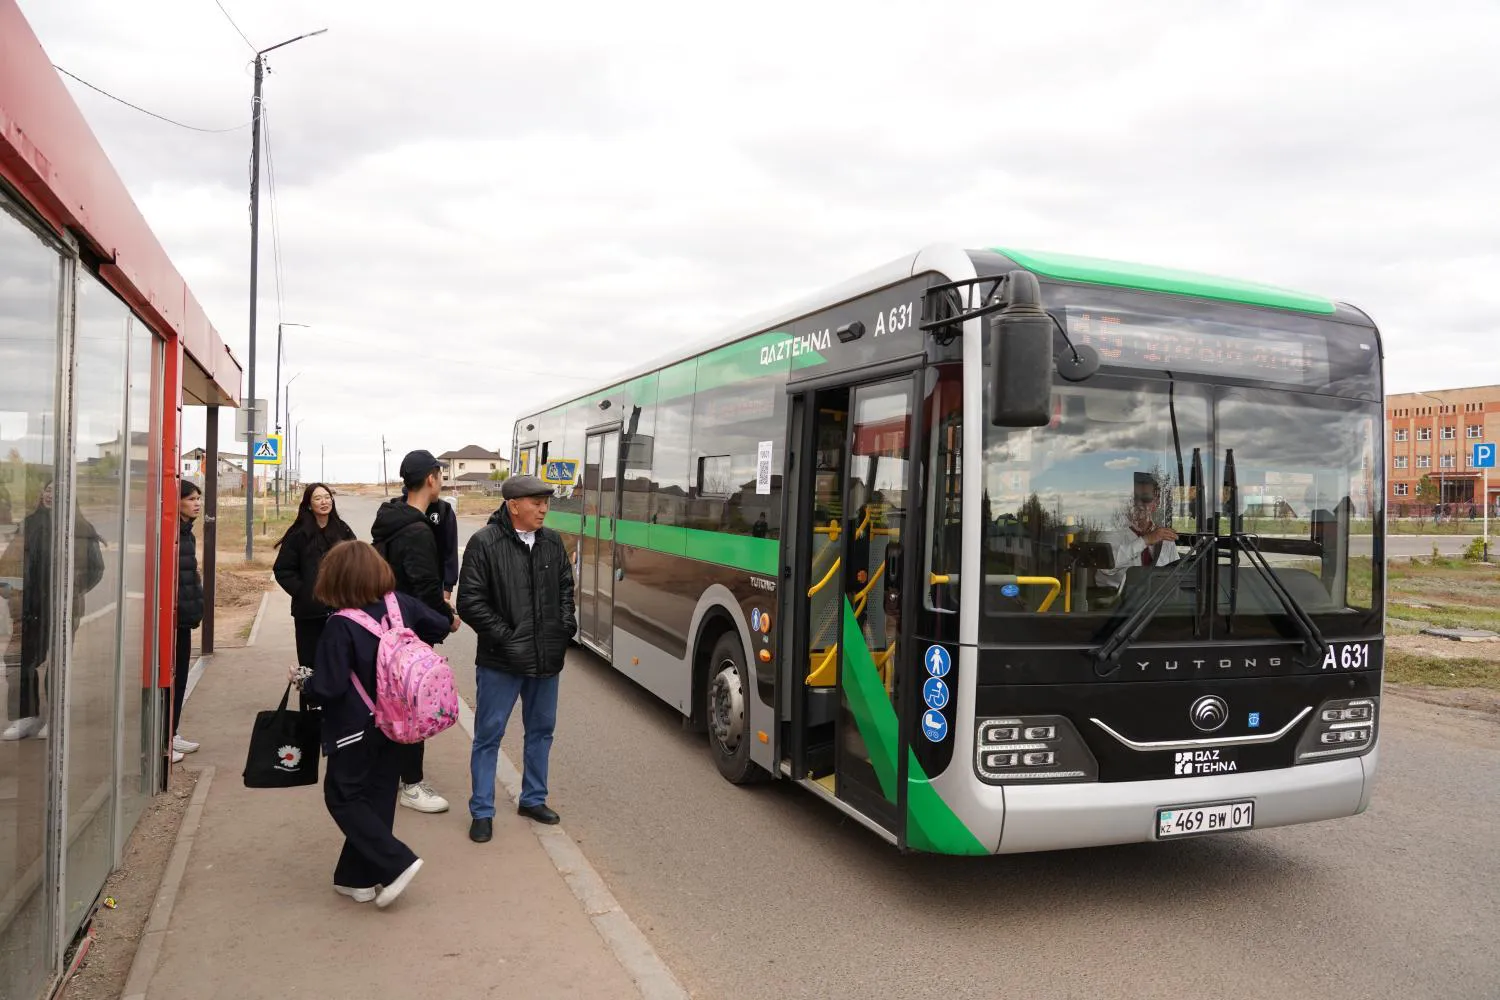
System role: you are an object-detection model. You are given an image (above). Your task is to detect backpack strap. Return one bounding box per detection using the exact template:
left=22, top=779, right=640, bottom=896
left=382, top=591, right=405, bottom=630
left=335, top=607, right=388, bottom=637
left=349, top=675, right=377, bottom=716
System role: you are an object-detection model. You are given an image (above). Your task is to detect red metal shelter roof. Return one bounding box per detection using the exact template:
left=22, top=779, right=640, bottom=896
left=0, top=0, right=242, bottom=406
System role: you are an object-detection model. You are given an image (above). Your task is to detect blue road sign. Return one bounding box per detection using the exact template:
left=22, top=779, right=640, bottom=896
left=542, top=459, right=579, bottom=484
left=924, top=644, right=951, bottom=678
left=251, top=434, right=282, bottom=465
left=921, top=709, right=949, bottom=743
left=1473, top=443, right=1496, bottom=469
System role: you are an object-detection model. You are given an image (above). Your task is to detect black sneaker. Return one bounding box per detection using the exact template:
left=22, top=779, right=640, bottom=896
left=468, top=817, right=493, bottom=843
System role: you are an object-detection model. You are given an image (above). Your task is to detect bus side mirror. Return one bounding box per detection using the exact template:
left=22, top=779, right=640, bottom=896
left=990, top=270, right=1055, bottom=427
left=885, top=540, right=903, bottom=582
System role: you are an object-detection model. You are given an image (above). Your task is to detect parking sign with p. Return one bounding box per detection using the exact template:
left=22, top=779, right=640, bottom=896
left=1473, top=443, right=1495, bottom=469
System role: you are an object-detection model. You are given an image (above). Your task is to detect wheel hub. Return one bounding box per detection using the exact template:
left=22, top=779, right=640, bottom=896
left=710, top=661, right=745, bottom=753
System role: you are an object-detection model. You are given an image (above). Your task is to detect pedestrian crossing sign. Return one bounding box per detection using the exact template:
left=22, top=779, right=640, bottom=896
left=252, top=434, right=283, bottom=466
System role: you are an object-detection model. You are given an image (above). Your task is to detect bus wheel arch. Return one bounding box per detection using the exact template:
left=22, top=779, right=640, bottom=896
left=688, top=602, right=766, bottom=784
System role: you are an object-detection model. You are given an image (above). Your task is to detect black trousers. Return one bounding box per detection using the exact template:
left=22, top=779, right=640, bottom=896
left=172, top=627, right=191, bottom=736
left=294, top=617, right=327, bottom=714
left=394, top=740, right=424, bottom=785
left=325, top=730, right=418, bottom=888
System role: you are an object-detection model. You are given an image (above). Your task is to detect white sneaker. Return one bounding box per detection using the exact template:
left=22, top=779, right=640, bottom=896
left=1, top=717, right=41, bottom=741
left=171, top=750, right=185, bottom=764
left=172, top=735, right=200, bottom=753
left=375, top=859, right=422, bottom=908
left=334, top=884, right=379, bottom=903
left=398, top=781, right=449, bottom=813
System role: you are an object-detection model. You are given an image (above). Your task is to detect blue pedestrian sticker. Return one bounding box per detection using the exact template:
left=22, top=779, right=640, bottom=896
left=922, top=676, right=950, bottom=711
left=921, top=709, right=948, bottom=743
left=751, top=608, right=761, bottom=631
left=1000, top=583, right=1020, bottom=598
left=924, top=644, right=951, bottom=678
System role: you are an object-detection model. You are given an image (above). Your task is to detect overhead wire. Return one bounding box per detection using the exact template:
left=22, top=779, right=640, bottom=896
left=212, top=0, right=258, bottom=52
left=52, top=65, right=250, bottom=133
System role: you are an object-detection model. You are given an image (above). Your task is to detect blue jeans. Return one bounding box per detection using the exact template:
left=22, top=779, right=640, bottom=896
left=469, top=668, right=560, bottom=818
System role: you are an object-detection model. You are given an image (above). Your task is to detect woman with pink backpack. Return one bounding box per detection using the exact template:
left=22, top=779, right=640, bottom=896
left=302, top=540, right=455, bottom=908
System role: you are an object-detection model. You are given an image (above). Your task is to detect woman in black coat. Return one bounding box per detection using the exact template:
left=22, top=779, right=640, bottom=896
left=273, top=483, right=357, bottom=694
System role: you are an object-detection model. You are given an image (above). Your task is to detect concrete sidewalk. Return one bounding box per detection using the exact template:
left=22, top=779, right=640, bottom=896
left=128, top=590, right=683, bottom=1000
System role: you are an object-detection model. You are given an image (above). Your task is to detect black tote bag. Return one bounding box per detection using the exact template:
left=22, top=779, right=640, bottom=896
left=243, top=682, right=321, bottom=788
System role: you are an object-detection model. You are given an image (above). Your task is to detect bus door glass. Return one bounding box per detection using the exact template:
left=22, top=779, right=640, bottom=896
left=835, top=379, right=915, bottom=825
left=581, top=429, right=620, bottom=654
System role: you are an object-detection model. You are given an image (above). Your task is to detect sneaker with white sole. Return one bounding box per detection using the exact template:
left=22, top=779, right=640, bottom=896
left=1, top=717, right=41, bottom=741
left=375, top=859, right=422, bottom=908
left=35, top=723, right=48, bottom=739
left=398, top=781, right=449, bottom=813
left=171, top=750, right=185, bottom=764
left=334, top=884, right=379, bottom=903
left=172, top=735, right=200, bottom=753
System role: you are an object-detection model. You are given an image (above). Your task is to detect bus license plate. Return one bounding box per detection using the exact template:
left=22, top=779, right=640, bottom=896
left=1157, top=801, right=1254, bottom=839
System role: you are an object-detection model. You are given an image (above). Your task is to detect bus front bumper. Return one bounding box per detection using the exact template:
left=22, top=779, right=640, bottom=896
left=985, top=747, right=1377, bottom=854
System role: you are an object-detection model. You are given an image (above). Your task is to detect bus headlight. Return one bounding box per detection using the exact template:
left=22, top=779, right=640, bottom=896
left=1295, top=697, right=1378, bottom=763
left=974, top=715, right=1097, bottom=784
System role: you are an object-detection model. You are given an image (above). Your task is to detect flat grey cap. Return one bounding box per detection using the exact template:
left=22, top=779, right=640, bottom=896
left=502, top=474, right=555, bottom=500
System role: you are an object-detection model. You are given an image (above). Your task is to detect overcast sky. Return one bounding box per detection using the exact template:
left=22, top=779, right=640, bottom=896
left=20, top=0, right=1500, bottom=483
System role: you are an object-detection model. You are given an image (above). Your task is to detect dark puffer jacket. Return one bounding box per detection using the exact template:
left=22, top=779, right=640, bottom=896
left=273, top=521, right=357, bottom=619
left=370, top=498, right=453, bottom=625
left=457, top=504, right=575, bottom=677
left=178, top=517, right=204, bottom=630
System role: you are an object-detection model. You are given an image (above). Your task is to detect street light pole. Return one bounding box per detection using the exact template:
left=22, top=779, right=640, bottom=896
left=273, top=322, right=308, bottom=515
left=244, top=28, right=327, bottom=562
left=1418, top=391, right=1446, bottom=519
left=280, top=371, right=301, bottom=510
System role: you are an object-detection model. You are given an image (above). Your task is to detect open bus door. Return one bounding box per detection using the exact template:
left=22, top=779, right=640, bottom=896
left=782, top=372, right=920, bottom=843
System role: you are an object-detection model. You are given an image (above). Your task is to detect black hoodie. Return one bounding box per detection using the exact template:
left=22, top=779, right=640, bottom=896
left=370, top=498, right=454, bottom=627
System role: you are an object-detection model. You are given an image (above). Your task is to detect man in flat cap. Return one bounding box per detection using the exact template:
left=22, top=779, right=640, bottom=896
left=458, top=474, right=576, bottom=842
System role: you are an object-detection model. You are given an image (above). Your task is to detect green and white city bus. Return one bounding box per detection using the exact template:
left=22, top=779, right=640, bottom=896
left=512, top=245, right=1383, bottom=855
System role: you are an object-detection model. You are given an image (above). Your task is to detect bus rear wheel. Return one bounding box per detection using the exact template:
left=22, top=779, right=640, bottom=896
left=707, top=632, right=763, bottom=784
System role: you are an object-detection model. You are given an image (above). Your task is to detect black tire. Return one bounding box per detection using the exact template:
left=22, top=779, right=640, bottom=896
left=706, top=631, right=764, bottom=784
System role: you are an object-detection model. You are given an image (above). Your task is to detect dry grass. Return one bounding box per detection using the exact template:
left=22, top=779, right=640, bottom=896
left=1384, top=559, right=1500, bottom=698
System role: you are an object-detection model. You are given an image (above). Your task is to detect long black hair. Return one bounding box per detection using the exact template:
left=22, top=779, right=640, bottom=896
left=273, top=482, right=355, bottom=549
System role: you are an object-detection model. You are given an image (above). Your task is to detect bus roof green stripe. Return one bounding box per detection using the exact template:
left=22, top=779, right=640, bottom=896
left=993, top=247, right=1337, bottom=315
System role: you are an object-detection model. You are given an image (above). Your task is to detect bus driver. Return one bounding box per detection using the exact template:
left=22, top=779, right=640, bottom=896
left=1096, top=473, right=1179, bottom=592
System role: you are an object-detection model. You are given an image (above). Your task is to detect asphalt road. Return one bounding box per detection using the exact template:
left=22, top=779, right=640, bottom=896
left=336, top=494, right=1500, bottom=1000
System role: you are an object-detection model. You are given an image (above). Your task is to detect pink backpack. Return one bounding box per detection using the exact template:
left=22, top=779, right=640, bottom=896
left=335, top=592, right=459, bottom=744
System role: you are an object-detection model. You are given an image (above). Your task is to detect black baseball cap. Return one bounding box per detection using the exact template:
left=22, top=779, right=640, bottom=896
left=399, top=449, right=442, bottom=481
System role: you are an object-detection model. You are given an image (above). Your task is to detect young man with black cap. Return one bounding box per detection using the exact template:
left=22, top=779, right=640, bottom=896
left=371, top=449, right=461, bottom=813
left=458, top=474, right=576, bottom=842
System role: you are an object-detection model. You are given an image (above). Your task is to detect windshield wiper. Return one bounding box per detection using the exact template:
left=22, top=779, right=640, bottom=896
left=1231, top=533, right=1330, bottom=662
left=1219, top=447, right=1329, bottom=662
left=1091, top=533, right=1216, bottom=675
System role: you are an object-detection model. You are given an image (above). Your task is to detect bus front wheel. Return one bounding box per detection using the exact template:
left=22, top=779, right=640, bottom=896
left=707, top=632, right=763, bottom=784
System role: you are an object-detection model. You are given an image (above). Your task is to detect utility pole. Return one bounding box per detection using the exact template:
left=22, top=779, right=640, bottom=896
left=273, top=322, right=308, bottom=515
left=381, top=435, right=391, bottom=495
left=321, top=444, right=325, bottom=482
left=243, top=28, right=326, bottom=561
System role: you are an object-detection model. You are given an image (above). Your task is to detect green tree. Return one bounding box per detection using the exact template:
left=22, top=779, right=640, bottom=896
left=1415, top=474, right=1438, bottom=505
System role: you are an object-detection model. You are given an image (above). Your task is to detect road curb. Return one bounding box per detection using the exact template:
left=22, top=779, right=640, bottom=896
left=244, top=590, right=271, bottom=647
left=456, top=698, right=689, bottom=1000
left=120, top=765, right=216, bottom=1000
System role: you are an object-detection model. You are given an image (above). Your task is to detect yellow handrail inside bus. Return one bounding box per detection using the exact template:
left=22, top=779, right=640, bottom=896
left=808, top=558, right=841, bottom=598
left=851, top=562, right=886, bottom=617
left=928, top=573, right=1063, bottom=611
left=807, top=645, right=837, bottom=686
left=854, top=508, right=873, bottom=540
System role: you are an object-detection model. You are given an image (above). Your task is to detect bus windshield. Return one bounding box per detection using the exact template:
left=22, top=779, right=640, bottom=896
left=974, top=374, right=1383, bottom=646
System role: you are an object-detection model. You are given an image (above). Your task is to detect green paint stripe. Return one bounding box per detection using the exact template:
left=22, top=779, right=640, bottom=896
left=840, top=601, right=901, bottom=801
left=544, top=515, right=776, bottom=574
left=994, top=246, right=1337, bottom=315
left=838, top=601, right=988, bottom=855
left=545, top=511, right=584, bottom=534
